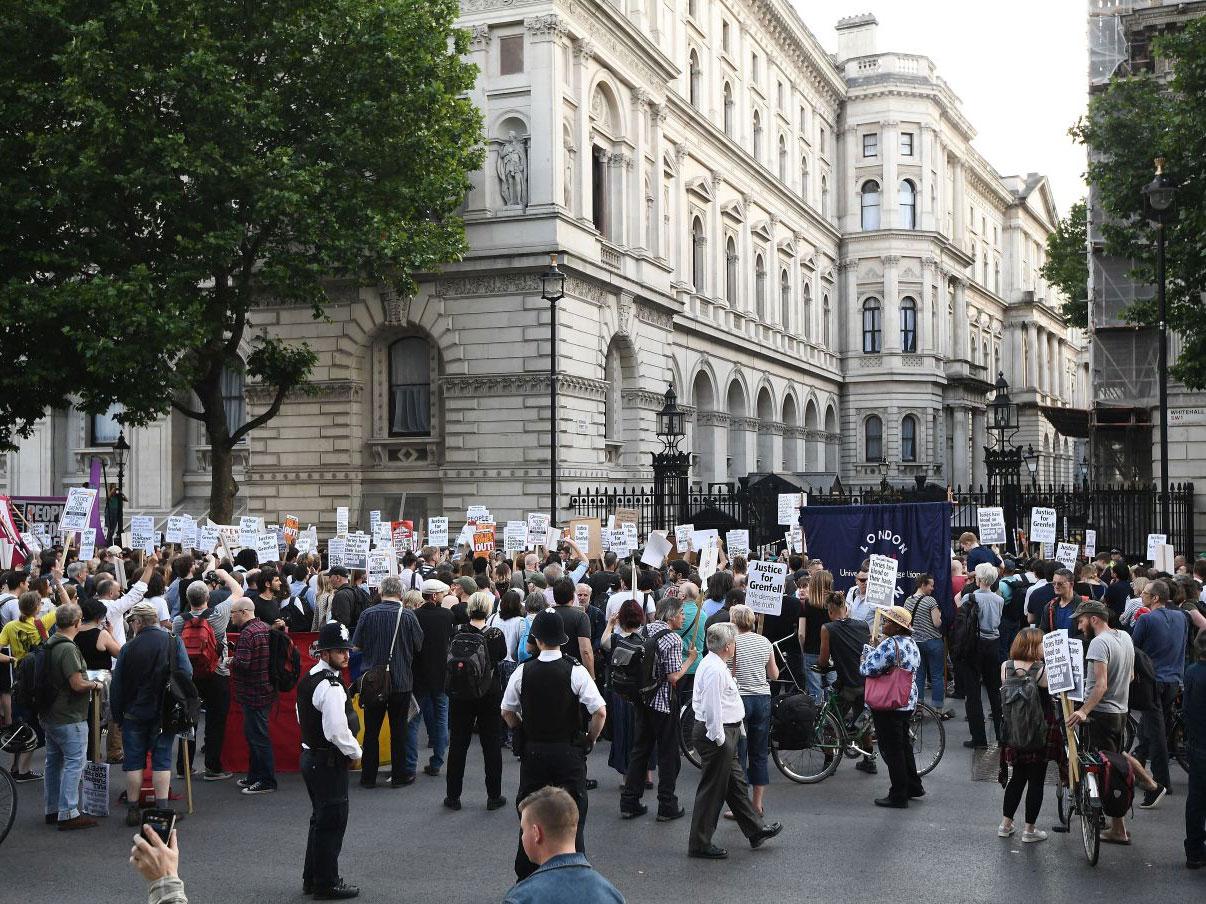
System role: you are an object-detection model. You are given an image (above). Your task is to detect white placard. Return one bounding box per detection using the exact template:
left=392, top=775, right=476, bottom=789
left=1146, top=533, right=1167, bottom=561
left=255, top=531, right=279, bottom=564
left=623, top=522, right=639, bottom=551
left=373, top=520, right=392, bottom=546
left=454, top=523, right=473, bottom=548
left=81, top=761, right=109, bottom=817
left=366, top=550, right=391, bottom=588
left=335, top=507, right=349, bottom=536
left=640, top=531, right=673, bottom=568
left=1083, top=529, right=1096, bottom=558
left=1055, top=542, right=1079, bottom=572
left=526, top=513, right=550, bottom=549
left=343, top=533, right=371, bottom=570
left=165, top=515, right=187, bottom=545
left=78, top=528, right=97, bottom=562
left=504, top=521, right=527, bottom=554
left=865, top=554, right=900, bottom=608
left=673, top=524, right=694, bottom=552
left=698, top=539, right=720, bottom=582
left=467, top=505, right=490, bottom=523
left=777, top=493, right=804, bottom=526
left=977, top=507, right=1007, bottom=545
left=746, top=560, right=788, bottom=615
left=785, top=526, right=804, bottom=555
left=19, top=532, right=41, bottom=556
left=59, top=487, right=98, bottom=533
left=1156, top=543, right=1176, bottom=573
left=1042, top=542, right=1055, bottom=559
left=238, top=516, right=261, bottom=549
left=130, top=515, right=156, bottom=555
left=179, top=519, right=198, bottom=552
left=369, top=510, right=381, bottom=535
left=726, top=529, right=750, bottom=558
left=609, top=530, right=631, bottom=559
left=690, top=529, right=719, bottom=554
left=427, top=517, right=449, bottom=548
left=572, top=522, right=591, bottom=548
left=544, top=526, right=562, bottom=550
left=197, top=524, right=220, bottom=555
left=1042, top=629, right=1075, bottom=696
left=1067, top=638, right=1085, bottom=703
left=1029, top=507, right=1057, bottom=544
left=327, top=536, right=346, bottom=568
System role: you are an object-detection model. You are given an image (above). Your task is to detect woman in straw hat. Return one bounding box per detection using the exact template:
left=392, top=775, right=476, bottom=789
left=859, top=605, right=923, bottom=809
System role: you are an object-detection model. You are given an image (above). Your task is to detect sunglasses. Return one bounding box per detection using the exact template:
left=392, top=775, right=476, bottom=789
left=856, top=577, right=867, bottom=583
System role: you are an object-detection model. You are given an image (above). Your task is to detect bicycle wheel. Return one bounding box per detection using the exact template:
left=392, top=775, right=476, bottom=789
left=1055, top=776, right=1071, bottom=827
left=1123, top=713, right=1138, bottom=753
left=1079, top=774, right=1100, bottom=866
left=0, top=766, right=15, bottom=847
left=1169, top=717, right=1189, bottom=774
left=678, top=702, right=702, bottom=769
left=909, top=705, right=945, bottom=777
left=772, top=710, right=842, bottom=784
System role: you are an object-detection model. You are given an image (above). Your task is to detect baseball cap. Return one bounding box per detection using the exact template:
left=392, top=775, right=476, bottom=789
left=327, top=566, right=350, bottom=578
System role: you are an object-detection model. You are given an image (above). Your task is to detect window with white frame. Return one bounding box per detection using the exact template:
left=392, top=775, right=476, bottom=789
left=863, top=133, right=878, bottom=157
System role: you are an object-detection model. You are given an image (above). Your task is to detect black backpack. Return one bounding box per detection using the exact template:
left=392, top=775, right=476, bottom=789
left=267, top=627, right=302, bottom=693
left=1000, top=661, right=1047, bottom=751
left=11, top=642, right=54, bottom=717
left=948, top=595, right=981, bottom=663
left=1128, top=646, right=1157, bottom=713
left=446, top=628, right=494, bottom=700
left=608, top=627, right=672, bottom=704
left=161, top=634, right=201, bottom=736
left=770, top=692, right=819, bottom=750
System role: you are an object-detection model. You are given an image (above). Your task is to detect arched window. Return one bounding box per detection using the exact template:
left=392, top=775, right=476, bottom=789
left=778, top=135, right=787, bottom=181
left=901, top=415, right=917, bottom=462
left=755, top=254, right=767, bottom=320
left=723, top=82, right=734, bottom=136
left=688, top=50, right=701, bottom=108
left=221, top=364, right=247, bottom=441
left=865, top=415, right=883, bottom=463
left=690, top=216, right=705, bottom=291
left=862, top=297, right=882, bottom=353
left=725, top=236, right=738, bottom=304
left=899, top=180, right=916, bottom=230
left=389, top=337, right=432, bottom=436
left=820, top=175, right=829, bottom=217
left=91, top=402, right=125, bottom=446
left=802, top=284, right=812, bottom=340
left=779, top=269, right=791, bottom=328
left=900, top=296, right=917, bottom=352
left=800, top=156, right=809, bottom=200
left=860, top=180, right=881, bottom=230
left=822, top=294, right=831, bottom=346
left=752, top=111, right=762, bottom=161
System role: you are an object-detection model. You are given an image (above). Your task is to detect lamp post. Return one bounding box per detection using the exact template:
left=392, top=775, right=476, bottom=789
left=651, top=384, right=690, bottom=532
left=111, top=433, right=130, bottom=545
left=1022, top=443, right=1039, bottom=491
left=984, top=372, right=1022, bottom=553
left=877, top=457, right=890, bottom=492
left=540, top=254, right=566, bottom=521
left=1143, top=157, right=1177, bottom=538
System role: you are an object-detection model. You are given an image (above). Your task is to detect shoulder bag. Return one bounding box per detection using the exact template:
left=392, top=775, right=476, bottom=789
left=864, top=638, right=914, bottom=711
left=357, top=605, right=405, bottom=707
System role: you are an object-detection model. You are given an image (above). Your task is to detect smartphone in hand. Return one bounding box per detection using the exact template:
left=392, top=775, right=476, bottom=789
left=141, top=808, right=177, bottom=844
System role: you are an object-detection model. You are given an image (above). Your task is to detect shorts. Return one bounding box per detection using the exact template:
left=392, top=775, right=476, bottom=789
left=1086, top=711, right=1125, bottom=754
left=122, top=718, right=175, bottom=772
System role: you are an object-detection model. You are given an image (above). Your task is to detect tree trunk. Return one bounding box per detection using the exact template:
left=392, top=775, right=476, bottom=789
left=208, top=441, right=239, bottom=524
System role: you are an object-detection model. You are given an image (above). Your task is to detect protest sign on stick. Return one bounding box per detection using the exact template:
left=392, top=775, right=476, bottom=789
left=745, top=561, right=788, bottom=616
left=427, top=517, right=449, bottom=548
left=640, top=531, right=672, bottom=568
left=1029, top=507, right=1056, bottom=544
left=1055, top=542, right=1079, bottom=572
left=59, top=487, right=98, bottom=534
left=725, top=529, right=750, bottom=558
left=1083, top=529, right=1096, bottom=558
left=865, top=554, right=899, bottom=608
left=977, top=507, right=1007, bottom=545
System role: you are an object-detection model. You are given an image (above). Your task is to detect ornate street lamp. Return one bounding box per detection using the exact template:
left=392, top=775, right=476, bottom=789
left=652, top=383, right=691, bottom=532
left=540, top=254, right=566, bottom=521
left=989, top=372, right=1017, bottom=435
left=656, top=384, right=686, bottom=452
left=1022, top=443, right=1039, bottom=490
left=111, top=433, right=130, bottom=545
left=1143, top=158, right=1177, bottom=537
left=984, top=373, right=1022, bottom=553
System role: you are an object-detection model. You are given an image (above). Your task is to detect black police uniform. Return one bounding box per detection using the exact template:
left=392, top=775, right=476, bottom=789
left=513, top=655, right=590, bottom=879
left=297, top=663, right=357, bottom=897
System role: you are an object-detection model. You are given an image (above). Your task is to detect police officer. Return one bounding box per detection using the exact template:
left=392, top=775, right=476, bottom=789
left=501, top=609, right=607, bottom=880
left=297, top=622, right=362, bottom=900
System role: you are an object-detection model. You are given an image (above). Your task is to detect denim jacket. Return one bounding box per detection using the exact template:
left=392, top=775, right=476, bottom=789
left=502, top=853, right=625, bottom=904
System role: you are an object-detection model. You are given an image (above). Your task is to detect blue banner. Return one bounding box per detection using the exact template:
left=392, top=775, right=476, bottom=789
left=800, top=501, right=953, bottom=617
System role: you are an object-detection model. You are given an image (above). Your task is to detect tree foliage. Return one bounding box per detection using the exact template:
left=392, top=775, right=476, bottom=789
left=1040, top=199, right=1089, bottom=329
left=1071, top=15, right=1206, bottom=389
left=0, top=0, right=482, bottom=519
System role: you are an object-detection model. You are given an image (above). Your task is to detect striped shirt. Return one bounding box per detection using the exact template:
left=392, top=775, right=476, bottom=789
left=351, top=601, right=425, bottom=693
left=905, top=594, right=941, bottom=644
left=733, top=631, right=772, bottom=696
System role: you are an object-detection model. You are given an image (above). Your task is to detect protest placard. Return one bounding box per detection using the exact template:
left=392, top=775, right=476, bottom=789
left=542, top=526, right=561, bottom=550
left=165, top=515, right=187, bottom=545
left=865, top=554, right=900, bottom=608
left=59, top=487, right=98, bottom=534
left=366, top=550, right=391, bottom=588
left=197, top=524, right=220, bottom=555
left=335, top=507, right=349, bottom=536
left=473, top=527, right=496, bottom=559
left=1042, top=630, right=1075, bottom=695
left=777, top=493, right=804, bottom=526
left=130, top=515, right=156, bottom=555
left=282, top=515, right=300, bottom=547
left=215, top=523, right=241, bottom=554
left=745, top=560, right=788, bottom=616
left=640, top=531, right=673, bottom=568
left=78, top=528, right=96, bottom=562
left=503, top=521, right=527, bottom=554
left=725, top=529, right=750, bottom=558
left=81, top=762, right=109, bottom=817
left=622, top=522, right=639, bottom=551
left=343, top=533, right=371, bottom=570
left=690, top=529, right=719, bottom=555
left=369, top=510, right=381, bottom=536
left=977, top=507, right=1007, bottom=545
left=390, top=521, right=415, bottom=556
left=177, top=518, right=197, bottom=552
left=255, top=531, right=279, bottom=564
left=568, top=518, right=601, bottom=559
left=1067, top=638, right=1085, bottom=702
left=614, top=508, right=639, bottom=528
left=785, top=525, right=804, bottom=555
left=1029, top=507, right=1057, bottom=544
left=673, top=524, right=694, bottom=553
left=1042, top=542, right=1054, bottom=559
left=328, top=536, right=346, bottom=568
left=1146, top=533, right=1167, bottom=561
left=1055, top=542, right=1079, bottom=572
left=698, top=539, right=720, bottom=582
left=1083, top=529, right=1096, bottom=558
left=1156, top=543, right=1175, bottom=573
left=525, top=513, right=550, bottom=549
left=427, top=517, right=449, bottom=548
left=609, top=529, right=630, bottom=559
left=238, top=516, right=260, bottom=549
left=373, top=520, right=392, bottom=547
left=466, top=505, right=490, bottom=523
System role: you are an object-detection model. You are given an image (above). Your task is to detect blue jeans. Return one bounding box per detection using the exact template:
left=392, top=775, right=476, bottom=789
left=915, top=637, right=946, bottom=710
left=122, top=717, right=175, bottom=772
left=405, top=690, right=448, bottom=775
left=43, top=720, right=88, bottom=819
left=803, top=652, right=835, bottom=702
left=736, top=694, right=771, bottom=787
left=242, top=704, right=276, bottom=788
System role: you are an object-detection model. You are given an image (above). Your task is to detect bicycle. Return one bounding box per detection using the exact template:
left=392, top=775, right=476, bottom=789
left=1054, top=724, right=1105, bottom=866
left=0, top=758, right=16, bottom=846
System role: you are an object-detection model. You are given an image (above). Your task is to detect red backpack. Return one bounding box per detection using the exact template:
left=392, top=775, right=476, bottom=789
left=180, top=613, right=219, bottom=678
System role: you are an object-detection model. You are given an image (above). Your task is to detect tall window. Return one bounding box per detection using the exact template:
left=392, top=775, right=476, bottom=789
left=221, top=365, right=246, bottom=440
left=779, top=269, right=790, bottom=327
left=91, top=402, right=125, bottom=446
left=899, top=180, right=916, bottom=230
left=776, top=81, right=784, bottom=109
left=723, top=82, right=734, bottom=136
left=900, top=132, right=914, bottom=156
left=688, top=50, right=701, bottom=108
left=900, top=296, right=917, bottom=352
left=722, top=20, right=731, bottom=52
left=800, top=156, right=809, bottom=199
left=751, top=52, right=760, bottom=82
left=591, top=146, right=606, bottom=234
left=688, top=0, right=697, bottom=17
left=865, top=415, right=883, bottom=462
left=755, top=254, right=767, bottom=320
left=389, top=337, right=431, bottom=436
left=863, top=133, right=878, bottom=157
left=860, top=180, right=881, bottom=230
left=691, top=217, right=705, bottom=291
left=862, top=297, right=882, bottom=353
left=752, top=111, right=762, bottom=161
left=901, top=415, right=917, bottom=462
left=725, top=236, right=738, bottom=304
left=777, top=135, right=787, bottom=181
left=802, top=284, right=812, bottom=340
left=819, top=127, right=826, bottom=154
left=822, top=294, right=831, bottom=345
left=820, top=175, right=829, bottom=217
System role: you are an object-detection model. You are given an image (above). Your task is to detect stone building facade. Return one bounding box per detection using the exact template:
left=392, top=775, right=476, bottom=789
left=3, top=3, right=1087, bottom=532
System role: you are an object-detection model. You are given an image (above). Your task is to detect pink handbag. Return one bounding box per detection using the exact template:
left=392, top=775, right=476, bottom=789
left=864, top=639, right=914, bottom=711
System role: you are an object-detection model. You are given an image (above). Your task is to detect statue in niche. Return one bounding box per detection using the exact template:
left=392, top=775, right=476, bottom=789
left=497, top=131, right=527, bottom=207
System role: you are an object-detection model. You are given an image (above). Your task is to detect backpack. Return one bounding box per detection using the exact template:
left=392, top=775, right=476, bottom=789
left=446, top=628, right=494, bottom=700
left=770, top=692, right=820, bottom=750
left=948, top=595, right=981, bottom=663
left=1000, top=661, right=1047, bottom=752
left=1128, top=646, right=1157, bottom=713
left=11, top=642, right=54, bottom=716
left=516, top=616, right=535, bottom=664
left=180, top=612, right=219, bottom=678
left=608, top=627, right=672, bottom=704
left=267, top=627, right=302, bottom=693
left=1098, top=749, right=1135, bottom=818
left=161, top=634, right=201, bottom=736
left=351, top=586, right=371, bottom=629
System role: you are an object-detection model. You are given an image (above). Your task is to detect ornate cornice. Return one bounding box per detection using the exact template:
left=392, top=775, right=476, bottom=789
left=695, top=412, right=730, bottom=427
left=573, top=38, right=595, bottom=62
left=524, top=14, right=567, bottom=41
left=467, top=24, right=490, bottom=51
left=635, top=303, right=674, bottom=330
left=442, top=373, right=608, bottom=400
left=436, top=273, right=538, bottom=297
left=245, top=380, right=364, bottom=403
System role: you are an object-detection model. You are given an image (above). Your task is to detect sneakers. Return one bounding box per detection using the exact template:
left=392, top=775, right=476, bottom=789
left=423, top=765, right=441, bottom=777
left=237, top=778, right=253, bottom=788
left=998, top=822, right=1015, bottom=837
left=443, top=797, right=462, bottom=811
left=203, top=771, right=233, bottom=782
left=656, top=806, right=686, bottom=822
left=1022, top=829, right=1048, bottom=843
left=313, top=880, right=360, bottom=900
left=13, top=771, right=42, bottom=783
left=1139, top=784, right=1167, bottom=810
left=855, top=758, right=878, bottom=774
left=620, top=803, right=648, bottom=819
left=58, top=814, right=99, bottom=831
left=486, top=796, right=508, bottom=811
left=241, top=781, right=276, bottom=795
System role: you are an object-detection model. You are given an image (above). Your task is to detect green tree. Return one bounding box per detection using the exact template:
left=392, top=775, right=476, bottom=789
left=1040, top=199, right=1089, bottom=329
left=0, top=0, right=482, bottom=521
left=1071, top=15, right=1206, bottom=389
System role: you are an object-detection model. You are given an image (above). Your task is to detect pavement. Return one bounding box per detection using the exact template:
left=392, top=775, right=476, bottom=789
left=5, top=709, right=1199, bottom=904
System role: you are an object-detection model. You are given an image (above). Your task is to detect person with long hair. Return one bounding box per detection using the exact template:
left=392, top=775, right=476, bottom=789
left=601, top=599, right=650, bottom=781
left=311, top=571, right=334, bottom=630
left=730, top=604, right=777, bottom=816
left=801, top=570, right=834, bottom=699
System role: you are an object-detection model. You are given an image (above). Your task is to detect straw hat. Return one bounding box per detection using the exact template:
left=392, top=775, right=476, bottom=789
left=881, top=605, right=914, bottom=634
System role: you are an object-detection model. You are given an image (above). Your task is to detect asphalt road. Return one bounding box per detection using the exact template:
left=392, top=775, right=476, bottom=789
left=5, top=710, right=1199, bottom=904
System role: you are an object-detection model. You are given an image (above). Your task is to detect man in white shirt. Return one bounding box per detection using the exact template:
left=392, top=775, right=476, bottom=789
left=688, top=623, right=782, bottom=859
left=846, top=568, right=874, bottom=624
left=94, top=554, right=159, bottom=649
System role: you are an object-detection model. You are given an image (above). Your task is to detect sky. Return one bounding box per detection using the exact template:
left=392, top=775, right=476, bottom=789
left=791, top=0, right=1088, bottom=215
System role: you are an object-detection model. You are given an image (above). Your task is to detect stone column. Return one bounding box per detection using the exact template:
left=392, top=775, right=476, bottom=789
left=465, top=26, right=492, bottom=215
left=710, top=171, right=725, bottom=302
left=882, top=120, right=899, bottom=226
left=971, top=410, right=987, bottom=488
left=793, top=234, right=805, bottom=338
left=524, top=15, right=566, bottom=211
left=841, top=258, right=859, bottom=354
left=573, top=40, right=595, bottom=226
left=674, top=144, right=689, bottom=285
left=1023, top=322, right=1037, bottom=389
left=766, top=215, right=780, bottom=328
left=650, top=103, right=666, bottom=259
left=1049, top=333, right=1060, bottom=400
left=840, top=125, right=857, bottom=231
left=883, top=254, right=900, bottom=352
left=951, top=157, right=966, bottom=240
left=952, top=407, right=970, bottom=488
left=922, top=257, right=936, bottom=353
left=919, top=124, right=933, bottom=231
left=1008, top=323, right=1023, bottom=388
left=741, top=193, right=755, bottom=315
left=631, top=90, right=649, bottom=253
left=952, top=275, right=969, bottom=361
left=1035, top=327, right=1048, bottom=395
